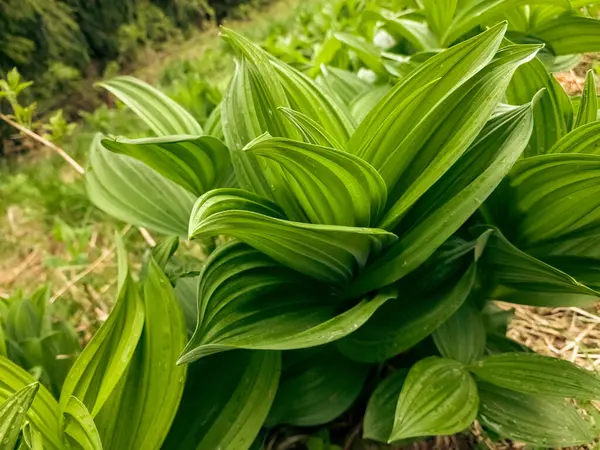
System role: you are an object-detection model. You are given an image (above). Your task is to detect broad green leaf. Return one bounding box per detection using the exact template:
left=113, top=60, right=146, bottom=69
left=101, top=135, right=231, bottom=196
left=93, top=256, right=187, bottom=450
left=0, top=322, right=6, bottom=357
left=506, top=53, right=573, bottom=156
left=59, top=238, right=144, bottom=417
left=0, top=383, right=39, bottom=449
left=532, top=15, right=600, bottom=55
left=391, top=357, right=478, bottom=441
left=339, top=239, right=478, bottom=363
left=86, top=135, right=196, bottom=236
left=97, top=76, right=203, bottom=136
left=363, top=369, right=408, bottom=442
left=489, top=154, right=600, bottom=248
left=178, top=241, right=397, bottom=363
left=188, top=190, right=397, bottom=285
left=244, top=134, right=387, bottom=227
left=174, top=276, right=199, bottom=336
left=151, top=236, right=179, bottom=270
left=333, top=32, right=387, bottom=76
left=470, top=352, right=600, bottom=399
left=266, top=348, right=370, bottom=427
left=549, top=121, right=600, bottom=154
left=62, top=397, right=103, bottom=450
left=377, top=43, right=541, bottom=231
left=479, top=228, right=600, bottom=306
left=445, top=0, right=571, bottom=45
left=574, top=70, right=598, bottom=129
left=0, top=357, right=61, bottom=448
left=350, top=94, right=535, bottom=295
left=164, top=351, right=280, bottom=450
left=478, top=382, right=597, bottom=447
left=278, top=107, right=343, bottom=150
left=433, top=301, right=486, bottom=364
left=349, top=23, right=506, bottom=188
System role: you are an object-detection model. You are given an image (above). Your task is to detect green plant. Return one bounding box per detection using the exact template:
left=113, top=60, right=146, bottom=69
left=4, top=20, right=600, bottom=450
left=0, top=68, right=37, bottom=128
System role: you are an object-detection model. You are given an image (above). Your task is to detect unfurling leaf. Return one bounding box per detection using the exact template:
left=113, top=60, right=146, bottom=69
left=390, top=357, right=478, bottom=441
left=574, top=70, right=598, bottom=129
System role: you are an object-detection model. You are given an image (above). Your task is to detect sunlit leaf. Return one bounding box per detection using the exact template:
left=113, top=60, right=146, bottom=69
left=101, top=135, right=231, bottom=196
left=574, top=70, right=598, bottom=129
left=97, top=76, right=203, bottom=136
left=86, top=135, right=196, bottom=236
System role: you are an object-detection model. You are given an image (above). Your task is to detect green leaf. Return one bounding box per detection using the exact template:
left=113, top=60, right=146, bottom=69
left=445, top=0, right=571, bottom=45
left=419, top=0, right=457, bottom=40
left=96, top=76, right=203, bottom=136
left=0, top=357, right=61, bottom=448
left=0, top=322, right=6, bottom=357
left=204, top=103, right=224, bottom=140
left=390, top=357, right=478, bottom=441
left=278, top=107, right=343, bottom=150
left=178, top=241, right=397, bottom=363
left=377, top=43, right=541, bottom=231
left=433, top=301, right=486, bottom=364
left=270, top=57, right=355, bottom=146
left=506, top=52, right=573, bottom=156
left=244, top=134, right=387, bottom=227
left=574, top=70, right=598, bottom=129
left=19, top=422, right=43, bottom=450
left=62, top=396, right=103, bottom=450
left=549, top=121, right=600, bottom=154
left=151, top=236, right=179, bottom=270
left=363, top=369, right=408, bottom=443
left=86, top=134, right=196, bottom=236
left=369, top=9, right=439, bottom=51
left=339, top=239, right=478, bottom=363
left=95, top=255, right=187, bottom=450
left=470, top=352, right=600, bottom=399
left=164, top=351, right=280, bottom=450
left=188, top=190, right=397, bottom=285
left=349, top=93, right=535, bottom=295
left=480, top=228, right=600, bottom=306
left=101, top=135, right=231, bottom=196
left=266, top=348, right=370, bottom=427
left=490, top=153, right=600, bottom=249
left=349, top=23, right=506, bottom=188
left=0, top=383, right=39, bottom=449
left=59, top=238, right=144, bottom=417
left=333, top=32, right=387, bottom=76
left=318, top=66, right=370, bottom=106
left=532, top=15, right=600, bottom=55
left=349, top=84, right=390, bottom=123
left=478, top=382, right=597, bottom=447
